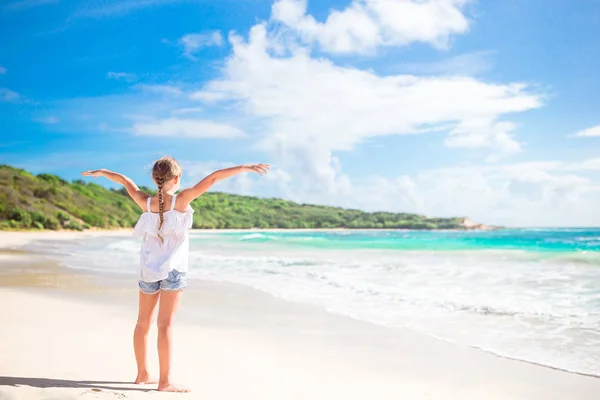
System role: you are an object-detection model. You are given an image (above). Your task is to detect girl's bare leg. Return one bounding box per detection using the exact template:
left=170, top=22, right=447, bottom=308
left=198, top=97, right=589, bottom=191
left=134, top=290, right=160, bottom=384
left=157, top=290, right=189, bottom=392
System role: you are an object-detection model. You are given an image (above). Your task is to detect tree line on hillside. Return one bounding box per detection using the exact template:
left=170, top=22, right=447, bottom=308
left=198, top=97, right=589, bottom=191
left=0, top=165, right=467, bottom=231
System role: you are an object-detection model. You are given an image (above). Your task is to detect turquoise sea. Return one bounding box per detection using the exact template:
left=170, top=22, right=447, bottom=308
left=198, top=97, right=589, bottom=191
left=209, top=228, right=600, bottom=256
left=28, top=228, right=600, bottom=376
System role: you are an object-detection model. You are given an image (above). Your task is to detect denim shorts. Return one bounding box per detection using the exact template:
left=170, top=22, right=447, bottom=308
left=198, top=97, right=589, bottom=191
left=138, top=269, right=187, bottom=294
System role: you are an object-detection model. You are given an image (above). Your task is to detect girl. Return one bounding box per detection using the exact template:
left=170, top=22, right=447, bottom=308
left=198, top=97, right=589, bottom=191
left=82, top=156, right=269, bottom=392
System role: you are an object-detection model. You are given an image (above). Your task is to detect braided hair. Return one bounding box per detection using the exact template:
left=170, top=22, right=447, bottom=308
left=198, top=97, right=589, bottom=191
left=151, top=156, right=183, bottom=243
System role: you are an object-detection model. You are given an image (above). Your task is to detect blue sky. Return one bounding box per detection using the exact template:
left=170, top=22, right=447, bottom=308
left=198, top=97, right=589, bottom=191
left=1, top=0, right=599, bottom=226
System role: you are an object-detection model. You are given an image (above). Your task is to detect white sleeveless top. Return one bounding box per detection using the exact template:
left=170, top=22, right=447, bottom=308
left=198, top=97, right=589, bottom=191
left=132, top=195, right=194, bottom=282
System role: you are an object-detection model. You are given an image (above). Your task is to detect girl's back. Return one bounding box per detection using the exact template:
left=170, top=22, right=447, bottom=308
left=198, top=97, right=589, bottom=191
left=133, top=194, right=194, bottom=282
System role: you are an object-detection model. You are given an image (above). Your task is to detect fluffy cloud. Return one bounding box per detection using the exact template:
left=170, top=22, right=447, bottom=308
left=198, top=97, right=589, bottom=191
left=395, top=161, right=599, bottom=226
left=444, top=120, right=522, bottom=161
left=570, top=158, right=600, bottom=171
left=180, top=31, right=224, bottom=59
left=194, top=25, right=541, bottom=157
left=131, top=117, right=245, bottom=138
left=0, top=65, right=6, bottom=74
left=360, top=161, right=600, bottom=227
left=179, top=1, right=572, bottom=224
left=210, top=158, right=600, bottom=227
left=574, top=124, right=600, bottom=137
left=271, top=0, right=471, bottom=54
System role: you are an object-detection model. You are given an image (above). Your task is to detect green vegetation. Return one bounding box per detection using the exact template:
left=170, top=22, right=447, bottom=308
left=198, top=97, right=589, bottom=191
left=0, top=165, right=467, bottom=231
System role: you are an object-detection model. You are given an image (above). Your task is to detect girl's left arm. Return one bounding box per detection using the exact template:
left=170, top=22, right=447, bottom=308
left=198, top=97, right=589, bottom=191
left=81, top=169, right=148, bottom=210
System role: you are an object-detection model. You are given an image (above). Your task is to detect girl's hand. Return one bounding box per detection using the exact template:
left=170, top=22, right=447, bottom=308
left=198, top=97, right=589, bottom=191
left=243, top=164, right=270, bottom=176
left=81, top=169, right=104, bottom=178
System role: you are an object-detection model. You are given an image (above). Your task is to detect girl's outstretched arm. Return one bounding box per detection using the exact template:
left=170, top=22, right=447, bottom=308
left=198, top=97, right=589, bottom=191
left=81, top=169, right=148, bottom=210
left=178, top=164, right=269, bottom=205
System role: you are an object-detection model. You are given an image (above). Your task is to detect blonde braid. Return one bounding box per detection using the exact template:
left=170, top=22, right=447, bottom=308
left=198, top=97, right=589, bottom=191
left=151, top=156, right=183, bottom=245
left=156, top=178, right=165, bottom=243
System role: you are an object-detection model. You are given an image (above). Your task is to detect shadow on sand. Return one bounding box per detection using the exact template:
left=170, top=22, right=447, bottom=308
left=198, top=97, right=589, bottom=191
left=0, top=376, right=153, bottom=392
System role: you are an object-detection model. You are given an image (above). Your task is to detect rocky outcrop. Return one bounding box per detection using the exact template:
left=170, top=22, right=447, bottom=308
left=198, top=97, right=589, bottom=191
left=460, top=218, right=501, bottom=230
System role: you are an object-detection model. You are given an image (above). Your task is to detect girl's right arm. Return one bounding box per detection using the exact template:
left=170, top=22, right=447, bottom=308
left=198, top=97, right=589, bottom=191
left=178, top=164, right=269, bottom=205
left=81, top=169, right=148, bottom=210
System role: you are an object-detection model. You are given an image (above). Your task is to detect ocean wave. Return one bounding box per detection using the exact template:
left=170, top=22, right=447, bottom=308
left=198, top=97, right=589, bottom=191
left=575, top=236, right=600, bottom=242
left=438, top=302, right=596, bottom=320
left=536, top=252, right=600, bottom=266
left=239, top=233, right=269, bottom=241
left=106, top=240, right=139, bottom=252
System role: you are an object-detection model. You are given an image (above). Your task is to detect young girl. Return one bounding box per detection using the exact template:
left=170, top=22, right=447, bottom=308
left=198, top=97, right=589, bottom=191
left=82, top=156, right=269, bottom=392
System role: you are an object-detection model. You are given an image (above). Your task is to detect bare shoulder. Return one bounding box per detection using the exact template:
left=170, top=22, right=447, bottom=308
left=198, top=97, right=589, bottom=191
left=134, top=193, right=151, bottom=211
left=174, top=190, right=194, bottom=211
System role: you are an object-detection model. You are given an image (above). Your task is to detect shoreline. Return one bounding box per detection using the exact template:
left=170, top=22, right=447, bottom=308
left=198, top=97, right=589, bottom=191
left=0, top=229, right=134, bottom=249
left=0, top=224, right=503, bottom=237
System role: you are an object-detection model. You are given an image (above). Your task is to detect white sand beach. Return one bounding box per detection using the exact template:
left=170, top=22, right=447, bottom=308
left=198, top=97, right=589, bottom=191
left=1, top=231, right=599, bottom=400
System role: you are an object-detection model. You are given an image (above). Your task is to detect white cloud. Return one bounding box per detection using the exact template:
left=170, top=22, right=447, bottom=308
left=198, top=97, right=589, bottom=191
left=179, top=161, right=254, bottom=195
left=398, top=51, right=494, bottom=76
left=0, top=88, right=20, bottom=102
left=570, top=158, right=600, bottom=171
left=180, top=5, right=550, bottom=222
left=271, top=0, right=471, bottom=54
left=71, top=0, right=177, bottom=19
left=180, top=31, right=224, bottom=59
left=2, top=0, right=58, bottom=11
left=0, top=66, right=6, bottom=74
left=131, top=117, right=245, bottom=138
left=171, top=107, right=204, bottom=115
left=379, top=161, right=600, bottom=226
left=445, top=119, right=522, bottom=159
left=42, top=88, right=214, bottom=136
left=136, top=84, right=184, bottom=97
left=37, top=116, right=60, bottom=124
left=368, top=162, right=600, bottom=227
left=194, top=25, right=541, bottom=156
left=212, top=158, right=600, bottom=227
left=172, top=154, right=600, bottom=227
left=180, top=160, right=292, bottom=197
left=574, top=124, right=600, bottom=138
left=172, top=2, right=600, bottom=226
left=189, top=90, right=230, bottom=103
left=107, top=71, right=137, bottom=82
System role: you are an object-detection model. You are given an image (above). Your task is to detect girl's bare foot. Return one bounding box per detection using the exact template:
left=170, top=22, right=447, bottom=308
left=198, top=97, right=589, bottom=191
left=135, top=372, right=158, bottom=385
left=158, top=383, right=190, bottom=393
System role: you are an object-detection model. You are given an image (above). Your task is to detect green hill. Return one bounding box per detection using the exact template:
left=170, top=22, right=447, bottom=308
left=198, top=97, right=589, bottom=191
left=0, top=165, right=468, bottom=230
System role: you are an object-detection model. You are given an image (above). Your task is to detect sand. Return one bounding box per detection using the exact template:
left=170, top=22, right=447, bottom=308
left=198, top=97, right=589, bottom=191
left=0, top=230, right=133, bottom=249
left=1, top=231, right=599, bottom=400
